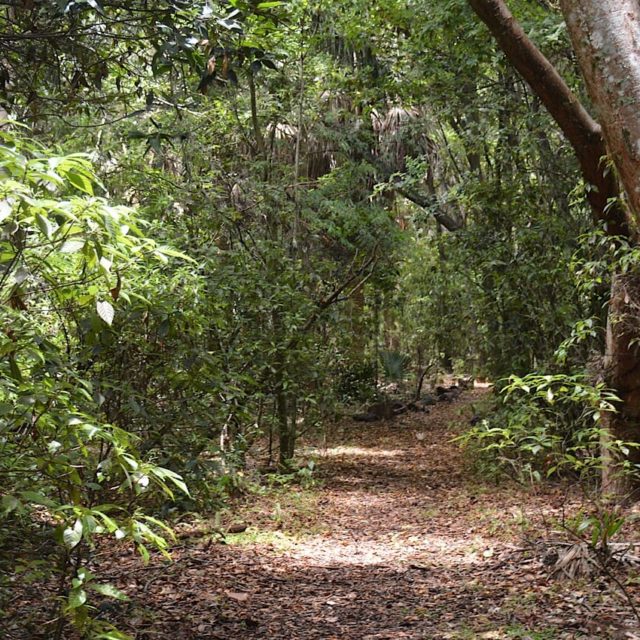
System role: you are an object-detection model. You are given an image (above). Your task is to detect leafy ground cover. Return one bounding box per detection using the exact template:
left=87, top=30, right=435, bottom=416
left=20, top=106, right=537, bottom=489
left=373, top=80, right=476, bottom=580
left=6, top=389, right=640, bottom=639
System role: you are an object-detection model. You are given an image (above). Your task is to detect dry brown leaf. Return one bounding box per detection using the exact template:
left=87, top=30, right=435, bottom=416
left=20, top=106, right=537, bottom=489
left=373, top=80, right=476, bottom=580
left=225, top=590, right=250, bottom=602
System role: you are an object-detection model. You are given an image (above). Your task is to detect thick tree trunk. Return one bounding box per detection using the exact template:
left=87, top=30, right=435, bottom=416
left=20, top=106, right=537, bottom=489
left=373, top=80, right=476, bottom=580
left=601, top=274, right=640, bottom=499
left=560, top=0, right=640, bottom=499
left=468, top=0, right=640, bottom=499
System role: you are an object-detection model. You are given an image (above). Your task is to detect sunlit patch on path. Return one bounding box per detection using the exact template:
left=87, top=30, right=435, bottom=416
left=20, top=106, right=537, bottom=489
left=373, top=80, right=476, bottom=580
left=316, top=445, right=406, bottom=458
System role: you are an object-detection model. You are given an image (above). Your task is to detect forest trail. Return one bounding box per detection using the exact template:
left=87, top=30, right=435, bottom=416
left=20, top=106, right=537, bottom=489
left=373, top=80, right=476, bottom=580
left=100, top=389, right=639, bottom=640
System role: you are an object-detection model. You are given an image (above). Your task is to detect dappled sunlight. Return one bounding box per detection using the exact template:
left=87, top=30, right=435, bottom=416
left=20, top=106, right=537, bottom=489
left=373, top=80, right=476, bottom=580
left=224, top=528, right=295, bottom=551
left=7, top=1, right=640, bottom=637
left=311, top=445, right=406, bottom=459
left=284, top=530, right=500, bottom=570
left=85, top=389, right=640, bottom=639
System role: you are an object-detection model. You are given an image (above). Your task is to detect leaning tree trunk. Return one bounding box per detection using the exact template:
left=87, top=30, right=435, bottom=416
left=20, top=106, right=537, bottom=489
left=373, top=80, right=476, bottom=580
left=467, top=0, right=629, bottom=237
left=560, top=0, right=640, bottom=499
left=468, top=0, right=640, bottom=500
left=560, top=1, right=640, bottom=221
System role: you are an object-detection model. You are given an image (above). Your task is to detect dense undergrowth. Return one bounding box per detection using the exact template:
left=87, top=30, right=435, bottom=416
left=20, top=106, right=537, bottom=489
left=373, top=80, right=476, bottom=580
left=1, top=1, right=640, bottom=637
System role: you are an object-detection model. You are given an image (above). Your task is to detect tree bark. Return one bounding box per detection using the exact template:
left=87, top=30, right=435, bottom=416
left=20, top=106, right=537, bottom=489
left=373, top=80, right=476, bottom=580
left=468, top=0, right=640, bottom=499
left=601, top=273, right=640, bottom=499
left=467, top=0, right=629, bottom=237
left=560, top=0, right=640, bottom=499
left=559, top=0, right=640, bottom=231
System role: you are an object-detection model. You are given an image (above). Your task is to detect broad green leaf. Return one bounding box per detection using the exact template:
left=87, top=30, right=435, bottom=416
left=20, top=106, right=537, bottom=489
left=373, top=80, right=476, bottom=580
left=60, top=239, right=85, bottom=253
left=0, top=199, right=12, bottom=222
left=20, top=491, right=57, bottom=507
left=36, top=212, right=54, bottom=239
left=66, top=169, right=94, bottom=195
left=63, top=519, right=83, bottom=549
left=67, top=588, right=87, bottom=610
left=8, top=356, right=22, bottom=382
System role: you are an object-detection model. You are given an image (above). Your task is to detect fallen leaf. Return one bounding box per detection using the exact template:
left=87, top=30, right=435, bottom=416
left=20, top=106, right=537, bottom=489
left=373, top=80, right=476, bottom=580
left=225, top=590, right=250, bottom=602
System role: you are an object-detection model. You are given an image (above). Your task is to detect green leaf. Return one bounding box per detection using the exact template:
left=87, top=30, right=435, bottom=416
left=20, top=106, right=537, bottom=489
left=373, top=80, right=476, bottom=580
left=0, top=199, right=12, bottom=222
left=577, top=519, right=591, bottom=534
left=90, top=583, right=130, bottom=601
left=20, top=491, right=57, bottom=507
left=152, top=466, right=190, bottom=496
left=67, top=587, right=87, bottom=610
left=8, top=356, right=22, bottom=382
left=63, top=519, right=84, bottom=549
left=136, top=542, right=150, bottom=564
left=66, top=169, right=94, bottom=195
left=155, top=246, right=196, bottom=263
left=59, top=239, right=85, bottom=254
left=36, top=212, right=54, bottom=239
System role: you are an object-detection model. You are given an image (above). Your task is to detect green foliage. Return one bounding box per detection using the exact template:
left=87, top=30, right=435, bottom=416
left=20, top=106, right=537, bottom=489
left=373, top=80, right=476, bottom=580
left=0, top=129, right=188, bottom=636
left=265, top=460, right=318, bottom=489
left=334, top=359, right=377, bottom=402
left=1, top=0, right=288, bottom=120
left=3, top=0, right=639, bottom=632
left=566, top=507, right=626, bottom=552
left=380, top=349, right=411, bottom=382
left=457, top=374, right=622, bottom=484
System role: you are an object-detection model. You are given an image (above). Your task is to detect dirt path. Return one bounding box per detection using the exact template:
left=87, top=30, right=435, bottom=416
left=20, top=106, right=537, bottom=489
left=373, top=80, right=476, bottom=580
left=98, top=390, right=639, bottom=639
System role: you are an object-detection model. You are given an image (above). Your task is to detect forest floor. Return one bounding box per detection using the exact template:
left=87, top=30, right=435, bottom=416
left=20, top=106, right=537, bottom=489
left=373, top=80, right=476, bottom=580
left=10, top=388, right=640, bottom=639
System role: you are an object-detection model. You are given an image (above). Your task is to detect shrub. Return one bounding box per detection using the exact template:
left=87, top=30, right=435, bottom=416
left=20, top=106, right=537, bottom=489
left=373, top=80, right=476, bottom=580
left=457, top=373, right=625, bottom=485
left=0, top=129, right=188, bottom=638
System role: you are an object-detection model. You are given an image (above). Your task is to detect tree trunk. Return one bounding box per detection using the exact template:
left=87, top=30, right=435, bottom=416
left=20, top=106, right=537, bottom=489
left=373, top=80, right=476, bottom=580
left=601, top=273, right=640, bottom=500
left=560, top=0, right=640, bottom=226
left=559, top=0, right=640, bottom=499
left=468, top=0, right=640, bottom=499
left=277, top=392, right=296, bottom=466
left=467, top=0, right=629, bottom=237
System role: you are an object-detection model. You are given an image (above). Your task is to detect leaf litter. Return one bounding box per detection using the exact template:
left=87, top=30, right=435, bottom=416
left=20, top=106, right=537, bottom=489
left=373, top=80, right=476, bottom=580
left=6, top=389, right=640, bottom=639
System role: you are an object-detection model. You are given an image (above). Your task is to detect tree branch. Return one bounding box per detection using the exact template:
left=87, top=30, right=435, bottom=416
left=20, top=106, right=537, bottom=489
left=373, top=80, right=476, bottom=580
left=467, top=0, right=630, bottom=237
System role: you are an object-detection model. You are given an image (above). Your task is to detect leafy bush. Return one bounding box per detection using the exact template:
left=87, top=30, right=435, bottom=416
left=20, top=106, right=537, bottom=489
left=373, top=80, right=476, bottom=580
left=457, top=374, right=623, bottom=484
left=566, top=507, right=626, bottom=552
left=334, top=359, right=378, bottom=403
left=0, top=129, right=188, bottom=638
left=380, top=349, right=411, bottom=382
